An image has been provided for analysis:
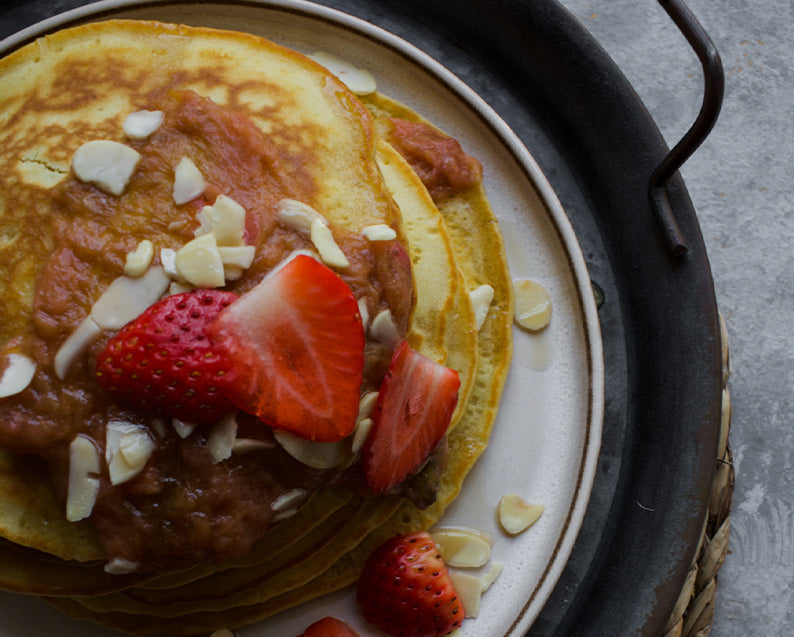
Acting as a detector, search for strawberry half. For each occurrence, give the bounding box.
[207,254,365,442]
[357,531,464,637]
[362,341,460,493]
[299,616,361,637]
[95,289,238,424]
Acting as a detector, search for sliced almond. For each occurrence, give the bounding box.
[124,239,155,277]
[358,391,379,421]
[449,571,484,618]
[271,488,307,512]
[171,418,197,439]
[104,557,140,574]
[210,195,247,246]
[175,233,225,288]
[498,495,545,535]
[0,353,37,398]
[194,206,214,237]
[513,279,552,332]
[105,420,154,485]
[470,284,495,331]
[274,428,346,469]
[275,198,328,233]
[432,528,492,568]
[369,308,400,346]
[72,140,141,196]
[357,297,370,329]
[207,414,237,463]
[173,156,206,205]
[232,438,275,454]
[90,266,170,330]
[66,435,100,522]
[481,561,504,591]
[308,51,377,95]
[217,245,256,269]
[123,110,164,140]
[168,281,194,296]
[160,248,180,279]
[53,316,103,380]
[351,416,374,455]
[361,223,397,241]
[310,217,350,269]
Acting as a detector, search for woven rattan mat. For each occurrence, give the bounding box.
[663,313,733,636]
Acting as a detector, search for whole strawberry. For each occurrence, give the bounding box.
[299,616,361,637]
[357,531,464,637]
[95,289,238,424]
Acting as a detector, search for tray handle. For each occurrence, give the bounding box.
[650,0,724,256]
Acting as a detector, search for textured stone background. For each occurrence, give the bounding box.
[559,1,794,634]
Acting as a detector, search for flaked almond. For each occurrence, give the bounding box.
[481,561,504,591]
[0,353,37,398]
[72,140,141,196]
[90,266,170,330]
[66,435,100,522]
[470,284,495,331]
[513,279,552,332]
[351,417,374,455]
[217,245,256,269]
[123,110,164,140]
[308,51,377,95]
[207,413,237,463]
[232,438,275,454]
[104,557,140,574]
[432,528,492,568]
[124,239,155,277]
[449,571,485,618]
[369,308,400,346]
[357,297,370,329]
[310,217,350,269]
[175,233,225,288]
[53,316,103,380]
[209,630,236,637]
[160,248,180,279]
[173,156,206,205]
[358,391,379,421]
[362,223,397,241]
[106,420,154,485]
[274,428,346,469]
[271,488,307,512]
[498,494,544,535]
[276,198,328,233]
[172,418,197,439]
[168,281,194,296]
[210,195,246,246]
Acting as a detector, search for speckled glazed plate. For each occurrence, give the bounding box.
[0,1,604,635]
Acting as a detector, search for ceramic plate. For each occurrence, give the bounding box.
[0,1,604,634]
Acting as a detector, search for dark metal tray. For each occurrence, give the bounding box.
[0,1,724,634]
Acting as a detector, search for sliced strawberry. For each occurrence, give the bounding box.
[95,289,238,424]
[357,531,464,637]
[299,616,361,637]
[362,341,460,493]
[207,254,364,442]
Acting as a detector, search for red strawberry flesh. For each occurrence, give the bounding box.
[207,254,365,442]
[357,531,464,637]
[95,289,238,424]
[363,341,460,493]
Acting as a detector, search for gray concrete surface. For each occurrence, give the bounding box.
[559,1,794,634]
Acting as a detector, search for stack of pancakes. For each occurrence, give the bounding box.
[0,20,512,634]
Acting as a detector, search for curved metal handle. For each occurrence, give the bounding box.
[650,0,724,256]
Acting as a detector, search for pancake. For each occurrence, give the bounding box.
[0,18,512,635]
